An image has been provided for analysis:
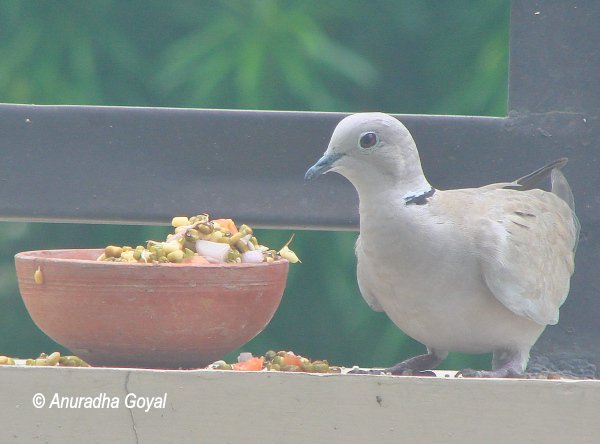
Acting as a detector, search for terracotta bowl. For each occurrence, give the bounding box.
[15,249,289,369]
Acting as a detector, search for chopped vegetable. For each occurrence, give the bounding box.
[195,240,231,263]
[97,213,301,265]
[208,350,339,374]
[182,255,209,265]
[241,250,264,263]
[231,356,264,371]
[212,218,238,235]
[282,352,302,367]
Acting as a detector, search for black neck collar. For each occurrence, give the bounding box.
[404,188,436,206]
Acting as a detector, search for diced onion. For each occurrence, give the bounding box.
[195,240,230,263]
[241,250,264,263]
[237,352,254,363]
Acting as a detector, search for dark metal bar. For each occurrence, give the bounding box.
[1,104,595,227]
[0,104,508,229]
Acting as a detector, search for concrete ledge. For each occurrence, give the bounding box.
[3,366,599,443]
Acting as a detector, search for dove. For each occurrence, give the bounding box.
[305,112,579,377]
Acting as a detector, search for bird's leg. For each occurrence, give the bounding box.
[350,349,448,375]
[458,349,527,378]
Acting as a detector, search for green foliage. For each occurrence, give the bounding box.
[154,1,378,109]
[0,0,508,369]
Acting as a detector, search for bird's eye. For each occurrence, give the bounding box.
[359,132,378,150]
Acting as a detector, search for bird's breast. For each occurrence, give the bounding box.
[357,212,542,353]
[358,216,482,311]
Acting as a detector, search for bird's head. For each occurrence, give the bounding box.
[305,112,429,195]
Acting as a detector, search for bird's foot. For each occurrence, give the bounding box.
[349,350,446,376]
[457,349,528,378]
[347,366,436,376]
[347,367,387,375]
[456,367,523,378]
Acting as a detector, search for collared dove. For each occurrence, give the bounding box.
[305,112,579,377]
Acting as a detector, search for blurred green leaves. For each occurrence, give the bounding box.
[0,1,143,104]
[0,0,508,368]
[155,1,377,110]
[0,0,508,114]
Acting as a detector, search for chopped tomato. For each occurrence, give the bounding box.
[282,353,302,367]
[232,356,264,371]
[213,218,238,234]
[182,255,209,264]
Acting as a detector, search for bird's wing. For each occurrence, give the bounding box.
[472,188,578,325]
[355,236,384,312]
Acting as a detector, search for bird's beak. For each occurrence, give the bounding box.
[304,153,343,181]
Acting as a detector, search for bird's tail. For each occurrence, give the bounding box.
[512,157,568,191]
[500,157,567,192]
[551,165,580,253]
[551,167,575,211]
[508,157,574,210]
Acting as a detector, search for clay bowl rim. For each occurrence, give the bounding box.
[15,248,289,269]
